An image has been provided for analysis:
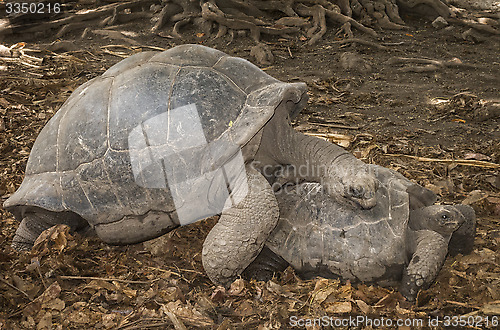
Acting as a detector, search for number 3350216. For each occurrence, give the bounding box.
[5,2,61,14]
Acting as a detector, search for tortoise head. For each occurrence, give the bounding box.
[411,204,475,236]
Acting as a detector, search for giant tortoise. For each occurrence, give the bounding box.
[3,44,379,286]
[245,165,476,300]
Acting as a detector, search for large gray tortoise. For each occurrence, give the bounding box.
[3,44,379,287]
[245,165,476,301]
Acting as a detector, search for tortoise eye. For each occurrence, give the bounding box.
[441,214,449,220]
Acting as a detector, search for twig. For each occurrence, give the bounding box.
[333,38,387,50]
[445,300,478,308]
[146,265,205,276]
[388,57,486,72]
[117,318,168,330]
[0,276,33,301]
[383,154,500,169]
[164,306,188,330]
[309,122,360,130]
[59,275,153,284]
[145,266,181,277]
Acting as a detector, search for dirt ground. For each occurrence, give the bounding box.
[0,2,499,329]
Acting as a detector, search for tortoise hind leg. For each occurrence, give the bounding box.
[242,246,289,282]
[202,166,279,287]
[12,211,87,250]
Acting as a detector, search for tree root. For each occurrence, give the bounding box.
[2,0,496,66]
[334,37,387,49]
[397,0,453,18]
[448,17,500,35]
[0,0,156,36]
[388,56,486,72]
[296,4,327,45]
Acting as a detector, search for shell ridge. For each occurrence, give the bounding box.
[74,171,96,213]
[167,66,182,142]
[106,76,115,150]
[97,208,177,226]
[23,149,132,177]
[210,66,248,96]
[55,77,114,208]
[101,157,125,209]
[211,54,227,69]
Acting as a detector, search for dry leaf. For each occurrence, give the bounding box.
[23,282,62,316]
[83,280,117,292]
[355,299,372,314]
[163,300,214,327]
[37,311,52,330]
[266,280,283,295]
[160,286,184,302]
[42,298,65,311]
[228,278,245,296]
[32,224,72,255]
[113,281,137,299]
[0,45,11,57]
[311,279,337,305]
[481,301,500,315]
[464,153,491,161]
[462,190,488,205]
[211,286,226,302]
[236,300,255,317]
[325,301,352,313]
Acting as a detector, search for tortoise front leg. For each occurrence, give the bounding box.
[202,166,279,287]
[400,230,448,301]
[12,211,87,250]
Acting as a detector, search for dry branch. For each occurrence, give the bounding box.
[388,56,486,72]
[384,154,500,169]
[59,275,154,284]
[333,37,387,49]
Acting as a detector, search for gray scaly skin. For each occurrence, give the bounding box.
[400,204,475,300]
[245,166,475,301]
[253,100,378,209]
[203,101,378,286]
[12,211,87,250]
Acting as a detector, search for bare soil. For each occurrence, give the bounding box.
[0,5,499,330]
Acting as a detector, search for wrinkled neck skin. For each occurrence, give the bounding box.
[253,100,365,189]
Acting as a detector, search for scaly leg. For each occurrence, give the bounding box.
[202,166,279,287]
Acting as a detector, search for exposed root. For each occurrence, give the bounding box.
[1,0,156,36]
[2,0,496,66]
[296,4,327,45]
[334,37,387,49]
[388,56,486,72]
[338,22,355,38]
[151,2,182,34]
[448,17,500,35]
[397,0,453,18]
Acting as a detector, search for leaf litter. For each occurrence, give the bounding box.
[1,16,499,330]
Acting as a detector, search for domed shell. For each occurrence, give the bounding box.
[4,44,307,233]
[267,165,411,284]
